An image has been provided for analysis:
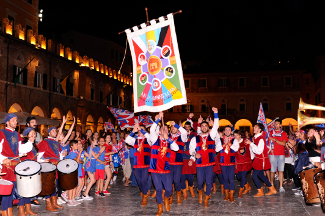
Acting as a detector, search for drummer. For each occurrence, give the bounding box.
[0,113,33,216]
[20,127,46,215]
[38,126,67,212]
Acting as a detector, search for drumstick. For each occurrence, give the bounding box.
[31,153,39,161]
[0,173,7,176]
[10,154,27,161]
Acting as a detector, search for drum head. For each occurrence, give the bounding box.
[57,159,78,174]
[40,163,56,173]
[15,161,41,176]
[0,179,13,185]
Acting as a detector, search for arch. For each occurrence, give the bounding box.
[15,53,24,62]
[282,118,298,132]
[234,119,253,134]
[51,107,62,120]
[31,106,45,117]
[85,114,94,132]
[219,119,231,127]
[8,103,23,113]
[97,117,104,133]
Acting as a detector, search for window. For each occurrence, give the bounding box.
[200,99,208,112]
[284,76,292,86]
[238,77,246,87]
[286,102,292,110]
[220,99,227,115]
[201,104,207,112]
[198,79,207,88]
[261,77,269,87]
[262,98,269,111]
[43,74,47,90]
[91,88,95,100]
[306,93,310,100]
[34,72,42,88]
[239,99,246,111]
[67,78,74,97]
[184,79,190,88]
[182,100,193,112]
[218,78,227,87]
[99,91,103,103]
[52,77,61,93]
[13,65,27,85]
[285,98,292,111]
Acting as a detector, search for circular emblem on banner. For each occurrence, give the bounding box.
[164,65,175,79]
[138,53,147,65]
[161,45,172,58]
[139,73,148,85]
[152,78,161,91]
[148,55,162,75]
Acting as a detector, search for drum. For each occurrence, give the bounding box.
[0,179,13,195]
[299,167,322,204]
[57,159,78,190]
[39,162,56,196]
[15,161,41,197]
[314,170,325,210]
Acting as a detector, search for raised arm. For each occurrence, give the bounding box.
[62,116,76,144]
[209,108,220,140]
[56,115,67,142]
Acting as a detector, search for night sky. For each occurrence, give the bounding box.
[39,1,325,72]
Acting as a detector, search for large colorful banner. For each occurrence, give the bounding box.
[126,14,187,113]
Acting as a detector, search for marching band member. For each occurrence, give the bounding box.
[246,123,277,197]
[234,130,252,198]
[38,126,66,212]
[149,112,179,216]
[189,107,219,207]
[216,125,239,203]
[181,120,197,199]
[125,123,152,206]
[168,120,187,204]
[0,114,33,216]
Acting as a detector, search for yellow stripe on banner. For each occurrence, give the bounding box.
[137,66,142,74]
[162,79,183,100]
[146,30,156,42]
[169,56,176,65]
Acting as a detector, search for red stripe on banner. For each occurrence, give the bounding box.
[138,82,151,107]
[162,26,175,58]
[132,40,143,67]
[152,79,164,106]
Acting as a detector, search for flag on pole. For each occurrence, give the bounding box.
[60,76,69,96]
[138,115,154,128]
[125,14,187,113]
[104,122,116,132]
[108,107,136,130]
[257,102,273,150]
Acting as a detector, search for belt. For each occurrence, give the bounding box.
[52,162,59,165]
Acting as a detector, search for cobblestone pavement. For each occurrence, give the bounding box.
[9,174,325,216]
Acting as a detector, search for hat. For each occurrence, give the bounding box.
[48,126,57,135]
[4,113,17,123]
[23,127,35,137]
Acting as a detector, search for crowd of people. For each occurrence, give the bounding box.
[0,108,323,216]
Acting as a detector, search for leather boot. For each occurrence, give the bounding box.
[140,192,143,197]
[45,198,57,212]
[18,206,27,216]
[265,185,277,196]
[243,182,251,194]
[229,190,235,203]
[147,190,151,196]
[238,187,244,198]
[1,210,8,216]
[220,184,225,194]
[189,186,195,198]
[25,203,38,215]
[198,189,203,204]
[7,208,12,216]
[182,189,188,200]
[204,194,211,207]
[212,183,217,193]
[185,180,189,190]
[51,196,64,209]
[151,190,156,198]
[155,203,163,216]
[254,188,264,197]
[141,194,149,206]
[169,191,173,205]
[162,190,165,200]
[223,189,229,201]
[176,191,182,204]
[164,196,170,212]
